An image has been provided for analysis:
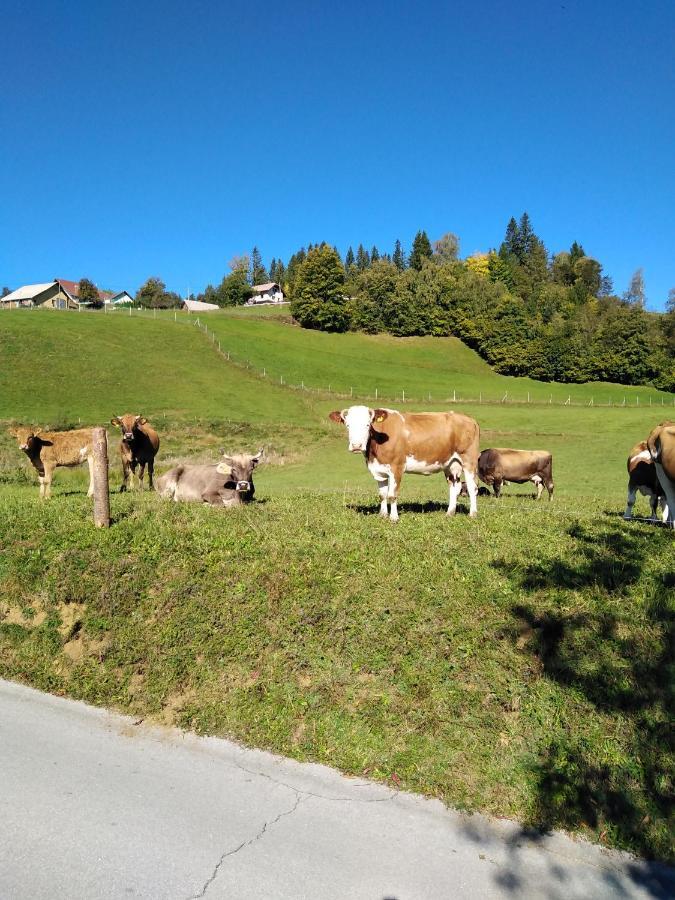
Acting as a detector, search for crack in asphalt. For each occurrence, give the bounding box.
[229,757,398,805]
[189,791,305,898]
[188,755,398,899]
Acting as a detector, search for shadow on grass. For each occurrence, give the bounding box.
[492,521,674,875]
[349,500,475,516]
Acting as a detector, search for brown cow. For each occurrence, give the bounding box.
[329,405,480,521]
[647,421,675,528]
[110,414,160,491]
[11,427,94,499]
[624,439,668,522]
[478,448,554,500]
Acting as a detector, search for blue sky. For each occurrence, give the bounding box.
[1,0,673,308]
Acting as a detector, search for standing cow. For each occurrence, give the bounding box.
[624,439,668,522]
[647,421,675,528]
[11,426,94,499]
[110,414,160,491]
[329,406,480,521]
[478,448,554,500]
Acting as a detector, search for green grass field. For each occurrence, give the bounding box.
[0,307,673,860]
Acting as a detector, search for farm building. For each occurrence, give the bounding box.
[181,298,220,312]
[249,282,285,304]
[0,279,131,309]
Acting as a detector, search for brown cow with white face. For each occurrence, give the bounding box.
[624,439,668,522]
[478,448,554,500]
[110,414,160,491]
[647,421,675,528]
[329,405,480,521]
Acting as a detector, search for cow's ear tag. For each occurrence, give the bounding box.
[375,415,384,422]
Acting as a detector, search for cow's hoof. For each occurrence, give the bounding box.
[622,514,632,520]
[469,511,478,518]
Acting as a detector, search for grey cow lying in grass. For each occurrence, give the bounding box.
[156,450,263,507]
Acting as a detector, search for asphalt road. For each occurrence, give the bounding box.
[0,679,672,899]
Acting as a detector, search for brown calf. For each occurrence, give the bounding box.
[329,405,480,521]
[110,414,160,491]
[12,427,94,499]
[478,448,554,499]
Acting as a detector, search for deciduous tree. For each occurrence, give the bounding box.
[290,244,349,331]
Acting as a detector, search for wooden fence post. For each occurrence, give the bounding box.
[92,428,110,528]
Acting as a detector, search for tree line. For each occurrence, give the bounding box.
[285,217,674,391]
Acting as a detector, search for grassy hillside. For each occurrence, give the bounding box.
[1,307,673,860]
[207,310,672,406]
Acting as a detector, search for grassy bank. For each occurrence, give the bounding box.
[0,486,672,860]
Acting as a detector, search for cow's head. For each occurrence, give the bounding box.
[111,414,147,442]
[12,427,43,454]
[329,406,388,453]
[216,449,263,496]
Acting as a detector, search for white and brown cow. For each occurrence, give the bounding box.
[647,421,675,528]
[478,448,554,500]
[624,439,668,522]
[329,406,480,521]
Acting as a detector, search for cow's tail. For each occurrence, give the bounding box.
[647,434,661,463]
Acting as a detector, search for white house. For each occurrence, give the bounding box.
[249,282,285,304]
[109,291,134,305]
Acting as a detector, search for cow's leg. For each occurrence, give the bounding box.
[464,469,478,518]
[661,499,670,524]
[38,474,46,499]
[86,456,95,497]
[546,480,554,500]
[42,465,53,499]
[624,482,637,519]
[648,491,659,521]
[493,478,503,498]
[202,489,224,506]
[375,478,389,518]
[147,458,155,491]
[120,457,130,492]
[138,462,146,490]
[387,468,402,522]
[531,476,544,500]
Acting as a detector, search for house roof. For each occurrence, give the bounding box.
[252,282,281,293]
[57,279,118,304]
[0,282,56,302]
[183,298,219,311]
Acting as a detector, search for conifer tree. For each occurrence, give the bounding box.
[345,246,355,269]
[393,239,405,270]
[408,230,432,270]
[356,244,370,271]
[500,217,520,260]
[569,241,585,265]
[250,246,268,285]
[370,245,380,263]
